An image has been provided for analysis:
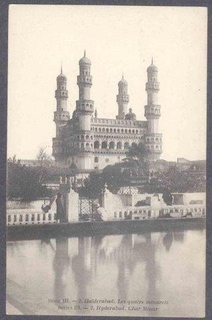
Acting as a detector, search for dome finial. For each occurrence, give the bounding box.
[84,49,86,57]
[122,72,124,79]
[151,57,154,65]
[61,61,63,74]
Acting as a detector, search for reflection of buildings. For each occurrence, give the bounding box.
[50,231,186,308]
[52,237,70,301]
[163,233,173,252]
[71,237,94,299]
[162,231,185,252]
[69,233,173,302]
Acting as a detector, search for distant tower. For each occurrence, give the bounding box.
[52,67,70,162]
[75,51,94,169]
[116,75,129,119]
[144,59,162,160]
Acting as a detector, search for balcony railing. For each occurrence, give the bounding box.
[7,210,57,226]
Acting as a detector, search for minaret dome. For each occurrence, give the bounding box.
[79,50,91,65]
[118,74,128,86]
[57,67,67,81]
[147,58,158,73]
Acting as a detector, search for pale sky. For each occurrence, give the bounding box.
[8,5,207,161]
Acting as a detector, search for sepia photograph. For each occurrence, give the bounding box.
[6,5,207,317]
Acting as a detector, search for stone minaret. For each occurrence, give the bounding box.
[75,51,94,169]
[144,59,162,161]
[53,67,70,162]
[116,75,129,119]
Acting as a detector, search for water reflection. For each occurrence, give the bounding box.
[50,232,189,308]
[163,233,173,251]
[53,238,70,302]
[7,230,205,317]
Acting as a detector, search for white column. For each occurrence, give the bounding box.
[65,188,79,222]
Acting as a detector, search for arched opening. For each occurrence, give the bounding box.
[124,142,129,149]
[86,135,89,139]
[94,141,99,149]
[117,141,122,149]
[109,141,115,149]
[94,156,98,163]
[86,143,89,148]
[102,141,107,149]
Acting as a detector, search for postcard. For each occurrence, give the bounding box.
[6,5,207,318]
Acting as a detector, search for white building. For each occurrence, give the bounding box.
[52,52,162,170]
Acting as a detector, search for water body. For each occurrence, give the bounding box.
[7,229,205,317]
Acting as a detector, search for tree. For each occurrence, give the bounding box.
[36,147,54,184]
[36,147,53,167]
[125,142,150,180]
[7,155,19,164]
[126,142,149,162]
[78,142,152,199]
[147,165,206,194]
[78,172,105,199]
[7,157,53,201]
[102,163,127,193]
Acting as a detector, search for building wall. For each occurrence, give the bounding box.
[53,55,162,169]
[93,153,125,169]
